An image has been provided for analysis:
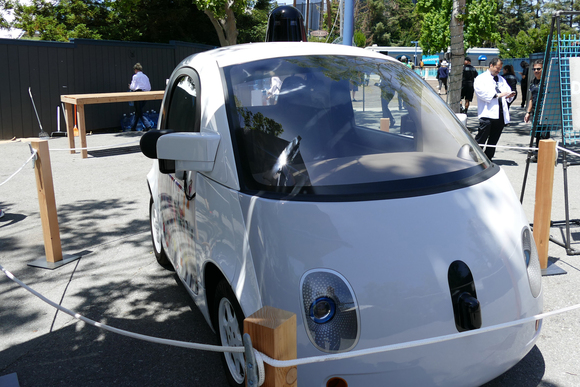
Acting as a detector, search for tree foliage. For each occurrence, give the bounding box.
[236,0,272,43]
[361,0,420,46]
[193,0,249,46]
[496,0,580,58]
[0,0,13,29]
[8,0,220,45]
[416,0,501,54]
[13,0,105,41]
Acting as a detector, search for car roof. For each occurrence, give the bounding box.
[182,42,397,68]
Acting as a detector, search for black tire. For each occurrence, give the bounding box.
[213,280,246,387]
[149,198,170,266]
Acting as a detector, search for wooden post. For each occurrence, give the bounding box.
[30,140,63,263]
[77,104,88,159]
[533,139,557,269]
[380,118,390,132]
[244,306,297,387]
[64,103,76,154]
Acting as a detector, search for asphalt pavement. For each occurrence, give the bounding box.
[1,100,580,386]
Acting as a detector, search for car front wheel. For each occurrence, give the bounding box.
[213,280,246,387]
[149,198,170,266]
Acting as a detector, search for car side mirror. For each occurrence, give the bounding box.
[156,132,221,175]
[140,129,175,159]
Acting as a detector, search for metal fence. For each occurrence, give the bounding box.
[0,38,214,140]
[533,33,580,145]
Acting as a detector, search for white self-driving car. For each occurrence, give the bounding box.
[140,42,543,387]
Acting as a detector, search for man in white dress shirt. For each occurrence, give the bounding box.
[129,63,152,131]
[473,58,515,160]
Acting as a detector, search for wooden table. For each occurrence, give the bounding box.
[61,91,164,158]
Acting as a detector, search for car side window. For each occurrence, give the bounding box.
[165,73,200,132]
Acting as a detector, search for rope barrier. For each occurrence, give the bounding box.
[50,139,140,152]
[0,148,37,188]
[482,144,539,151]
[3,261,580,369]
[557,145,580,158]
[0,263,244,354]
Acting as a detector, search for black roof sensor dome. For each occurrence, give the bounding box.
[266,5,307,42]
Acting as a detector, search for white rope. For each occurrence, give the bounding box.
[0,263,244,354]
[258,303,580,368]
[557,145,580,158]
[481,144,539,151]
[0,149,37,188]
[50,140,140,152]
[3,260,580,368]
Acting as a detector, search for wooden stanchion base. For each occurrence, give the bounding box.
[541,259,567,276]
[28,253,82,270]
[0,372,20,387]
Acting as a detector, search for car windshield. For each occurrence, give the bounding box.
[224,55,489,196]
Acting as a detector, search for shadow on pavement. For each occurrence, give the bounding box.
[0,271,228,386]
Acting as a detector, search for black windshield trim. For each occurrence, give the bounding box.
[236,164,499,202]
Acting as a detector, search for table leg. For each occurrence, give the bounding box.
[64,103,76,154]
[77,104,88,159]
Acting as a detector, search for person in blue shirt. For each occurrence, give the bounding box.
[437,61,449,95]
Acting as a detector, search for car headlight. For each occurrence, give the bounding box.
[300,269,360,352]
[522,227,542,298]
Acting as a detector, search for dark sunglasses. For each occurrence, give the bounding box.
[533,68,542,71]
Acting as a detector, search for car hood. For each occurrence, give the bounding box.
[238,168,541,353]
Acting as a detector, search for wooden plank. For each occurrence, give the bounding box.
[244,306,297,387]
[533,139,557,269]
[61,91,164,105]
[30,139,63,263]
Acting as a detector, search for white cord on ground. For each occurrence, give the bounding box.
[0,149,37,187]
[0,263,244,354]
[3,261,580,368]
[50,139,140,152]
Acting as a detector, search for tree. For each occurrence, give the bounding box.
[9,0,219,45]
[12,0,104,41]
[416,0,501,54]
[361,0,420,46]
[496,0,580,58]
[102,0,218,45]
[448,0,465,113]
[236,0,272,43]
[0,0,13,29]
[193,0,249,46]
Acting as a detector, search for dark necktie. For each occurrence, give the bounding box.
[494,75,504,120]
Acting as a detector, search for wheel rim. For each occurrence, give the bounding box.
[150,202,162,254]
[218,297,245,384]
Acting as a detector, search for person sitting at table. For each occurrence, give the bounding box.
[129,63,152,131]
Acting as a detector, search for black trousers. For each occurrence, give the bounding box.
[475,116,505,160]
[131,90,150,130]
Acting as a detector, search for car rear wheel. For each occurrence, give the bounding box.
[213,280,246,387]
[149,198,170,266]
